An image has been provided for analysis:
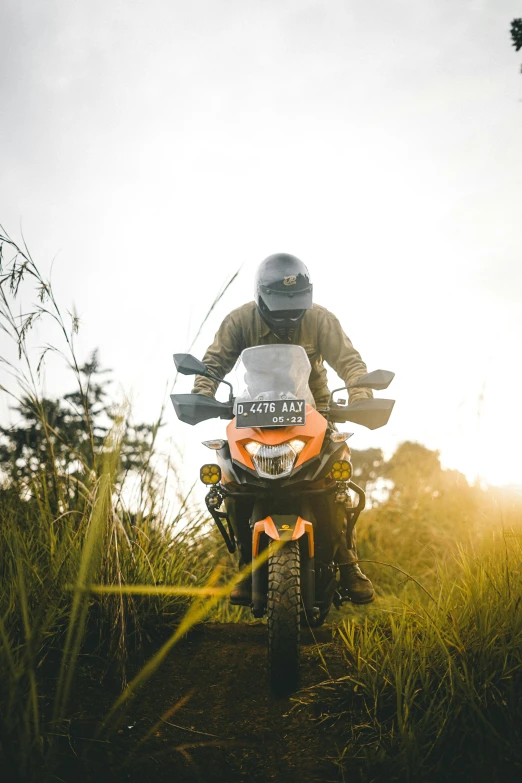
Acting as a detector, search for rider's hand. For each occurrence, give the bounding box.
[348,392,372,405]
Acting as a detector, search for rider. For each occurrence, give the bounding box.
[192,253,375,605]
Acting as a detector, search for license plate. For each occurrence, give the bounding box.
[235,399,307,428]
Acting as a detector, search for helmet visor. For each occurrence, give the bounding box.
[259,285,313,312]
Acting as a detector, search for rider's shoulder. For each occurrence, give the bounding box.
[310,303,339,322]
[225,301,257,323]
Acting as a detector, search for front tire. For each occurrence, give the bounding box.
[267,541,301,695]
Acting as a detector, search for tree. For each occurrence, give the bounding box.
[383,441,468,499]
[384,441,442,496]
[0,351,160,506]
[0,228,162,510]
[350,447,386,490]
[511,18,522,72]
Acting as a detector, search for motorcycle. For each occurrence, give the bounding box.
[171,344,394,694]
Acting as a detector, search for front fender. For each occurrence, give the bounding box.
[252,514,314,558]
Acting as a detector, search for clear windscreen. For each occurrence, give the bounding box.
[234,344,314,409]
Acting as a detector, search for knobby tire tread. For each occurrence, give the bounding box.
[267,541,301,695]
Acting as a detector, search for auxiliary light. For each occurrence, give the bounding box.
[200,464,221,484]
[332,459,351,481]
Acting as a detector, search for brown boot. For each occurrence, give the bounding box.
[336,513,375,604]
[229,575,252,606]
[339,564,375,604]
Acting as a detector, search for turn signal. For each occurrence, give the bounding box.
[332,459,352,481]
[200,464,221,484]
[202,439,226,450]
[330,432,353,443]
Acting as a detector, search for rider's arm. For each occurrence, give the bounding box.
[191,311,243,397]
[317,308,373,404]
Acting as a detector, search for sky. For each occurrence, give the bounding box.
[1,0,521,489]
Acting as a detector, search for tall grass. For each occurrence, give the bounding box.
[306,471,522,781]
[0,436,226,777]
[0,228,242,779]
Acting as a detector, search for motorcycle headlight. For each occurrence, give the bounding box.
[244,439,306,479]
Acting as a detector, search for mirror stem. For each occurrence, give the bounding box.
[328,385,348,406]
[204,371,234,403]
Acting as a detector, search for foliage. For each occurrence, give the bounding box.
[511,17,522,73]
[311,441,522,782]
[0,352,160,504]
[0,229,160,510]
[305,533,522,782]
[0,430,229,779]
[351,441,470,509]
[511,18,522,51]
[350,446,385,490]
[0,226,245,779]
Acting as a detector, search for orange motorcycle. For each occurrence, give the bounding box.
[171,344,394,693]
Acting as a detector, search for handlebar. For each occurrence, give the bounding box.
[322,403,352,423]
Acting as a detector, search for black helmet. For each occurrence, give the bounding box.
[255,253,313,337]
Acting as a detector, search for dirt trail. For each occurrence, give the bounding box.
[67,623,348,783]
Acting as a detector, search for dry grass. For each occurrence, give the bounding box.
[0,227,244,779]
[306,472,522,781]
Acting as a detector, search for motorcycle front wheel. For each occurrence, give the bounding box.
[267,540,301,695]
